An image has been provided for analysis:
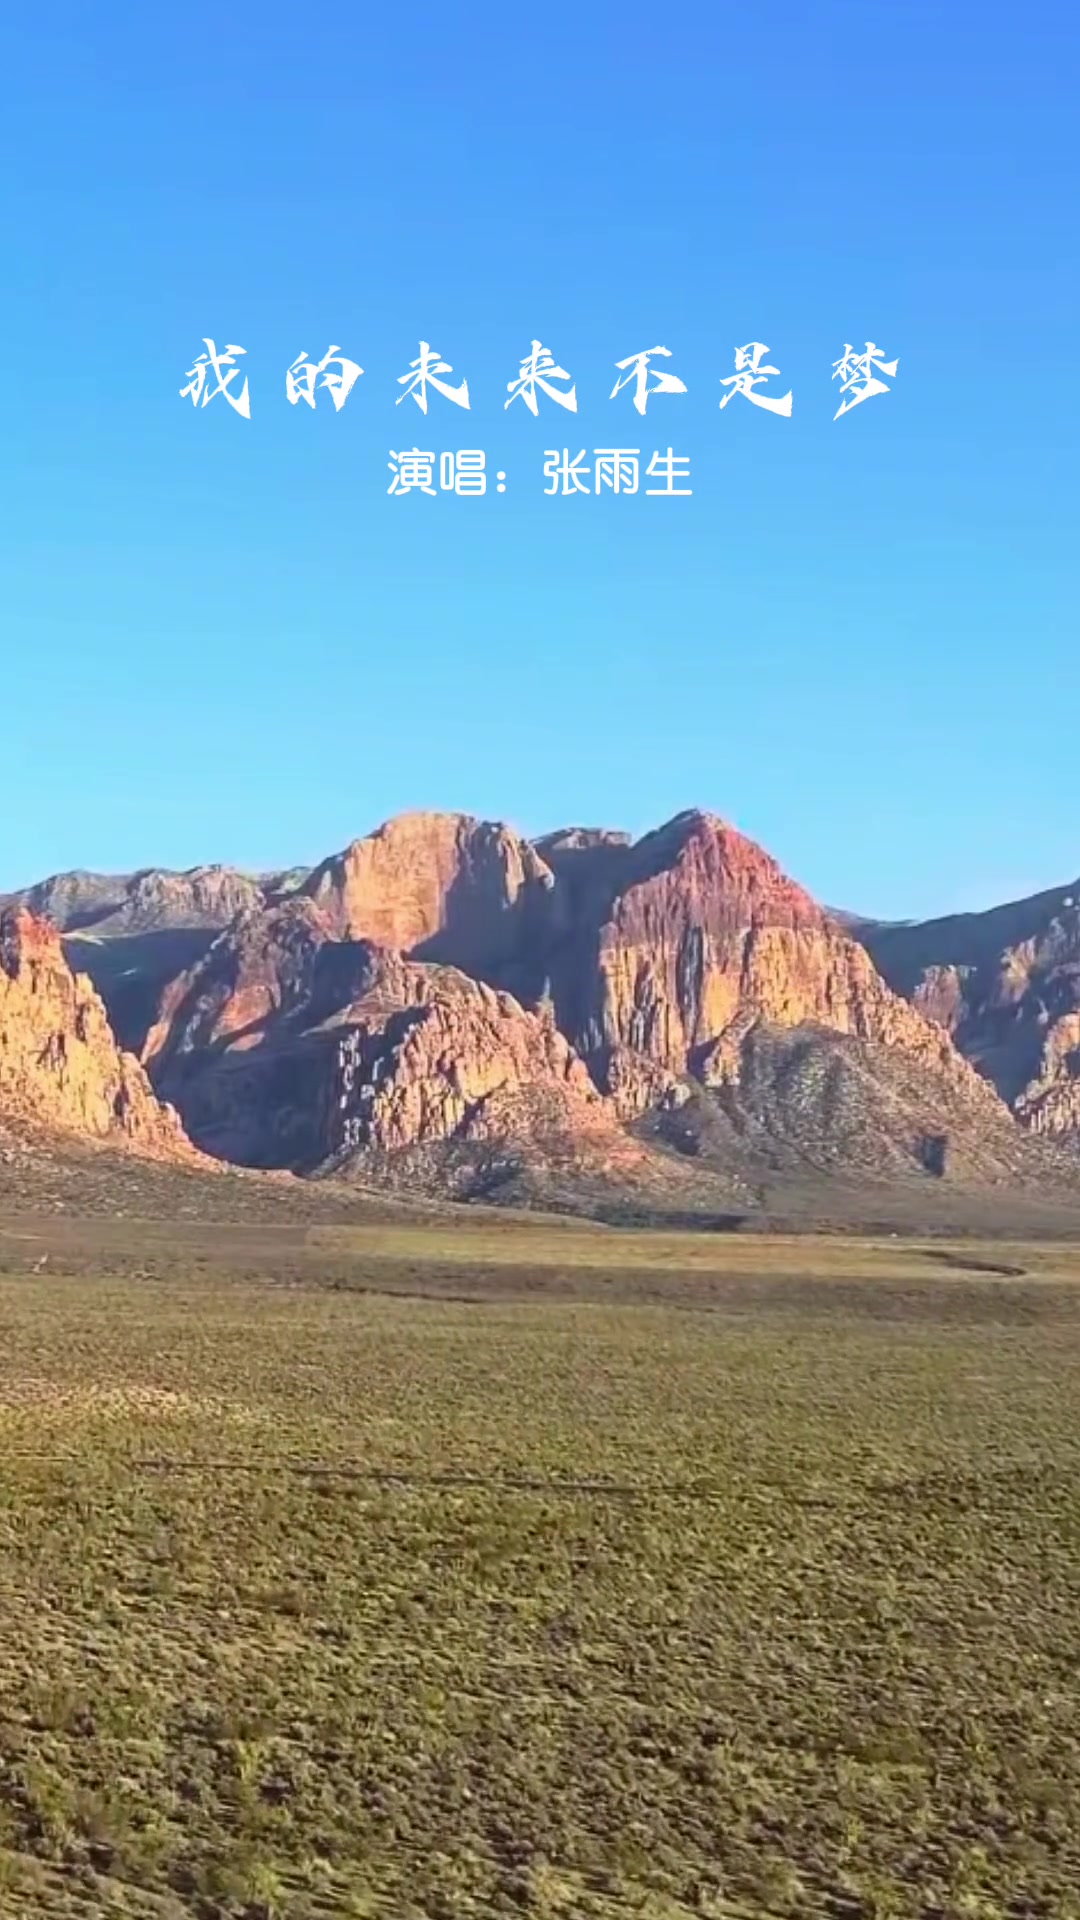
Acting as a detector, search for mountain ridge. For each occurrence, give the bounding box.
[4,810,1078,1224]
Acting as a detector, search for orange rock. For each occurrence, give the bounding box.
[545,811,1004,1122]
[0,909,194,1156]
[142,898,615,1170]
[302,811,558,976]
[6,808,1034,1190]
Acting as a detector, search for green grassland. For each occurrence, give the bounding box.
[0,1213,1078,1919]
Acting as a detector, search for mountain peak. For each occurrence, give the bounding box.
[0,908,195,1159]
[6,811,1077,1219]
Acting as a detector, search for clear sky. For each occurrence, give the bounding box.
[3,0,1077,917]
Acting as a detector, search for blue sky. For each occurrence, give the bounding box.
[3,0,1077,917]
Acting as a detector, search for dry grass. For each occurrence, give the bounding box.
[0,1218,1078,1918]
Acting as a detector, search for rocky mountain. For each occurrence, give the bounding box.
[857,880,1080,1142]
[302,811,557,983]
[640,1022,1042,1187]
[5,812,1076,1222]
[139,894,606,1168]
[136,892,737,1215]
[0,908,192,1159]
[2,864,269,935]
[0,862,307,1054]
[534,810,1003,1125]
[116,809,1047,1203]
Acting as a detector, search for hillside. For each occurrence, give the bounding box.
[857,881,1080,1140]
[4,813,1078,1229]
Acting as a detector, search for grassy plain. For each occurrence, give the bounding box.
[0,1210,1078,1919]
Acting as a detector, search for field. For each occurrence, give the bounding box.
[0,1207,1078,1919]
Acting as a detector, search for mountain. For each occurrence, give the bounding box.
[126,810,1062,1204]
[0,862,307,1054]
[140,893,603,1170]
[302,811,557,981]
[135,893,750,1218]
[534,810,1006,1123]
[1,864,271,934]
[856,880,1080,1141]
[5,812,1077,1226]
[0,908,193,1160]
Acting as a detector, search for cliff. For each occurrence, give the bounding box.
[860,882,1080,1142]
[0,909,193,1157]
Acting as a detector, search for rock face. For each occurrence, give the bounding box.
[859,882,1080,1142]
[2,863,281,936]
[302,812,557,987]
[8,809,1069,1210]
[0,909,191,1156]
[127,809,1025,1197]
[0,863,313,1058]
[538,811,1002,1131]
[328,965,604,1159]
[141,898,614,1173]
[668,1022,1035,1184]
